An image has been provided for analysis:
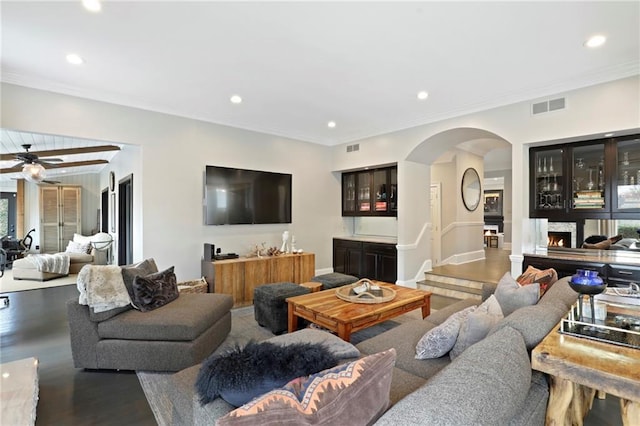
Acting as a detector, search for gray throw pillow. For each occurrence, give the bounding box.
[121,258,159,299]
[450,295,504,359]
[415,306,475,359]
[131,266,179,312]
[494,272,539,316]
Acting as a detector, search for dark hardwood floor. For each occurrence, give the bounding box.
[0,269,623,425]
[0,285,155,425]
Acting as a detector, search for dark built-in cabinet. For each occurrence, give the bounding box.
[342,166,397,216]
[530,134,640,220]
[333,238,397,282]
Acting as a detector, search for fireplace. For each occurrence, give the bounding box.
[548,231,571,248]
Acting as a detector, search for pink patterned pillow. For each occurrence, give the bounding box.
[517,266,558,296]
[216,349,396,426]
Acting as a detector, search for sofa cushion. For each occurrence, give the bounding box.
[537,276,578,311]
[517,265,558,296]
[196,341,339,407]
[495,272,539,316]
[357,316,451,379]
[489,300,569,350]
[449,295,503,359]
[422,298,479,326]
[375,326,531,426]
[267,328,360,359]
[131,267,179,312]
[217,348,396,426]
[415,305,475,359]
[97,293,233,341]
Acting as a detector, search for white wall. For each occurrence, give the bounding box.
[1,83,339,280]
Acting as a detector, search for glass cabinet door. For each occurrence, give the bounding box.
[357,171,371,212]
[389,168,397,213]
[571,143,606,211]
[533,148,564,211]
[615,137,640,210]
[373,169,388,212]
[342,173,356,213]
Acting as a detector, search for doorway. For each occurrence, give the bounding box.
[0,192,17,239]
[430,183,442,266]
[118,175,133,265]
[101,188,108,233]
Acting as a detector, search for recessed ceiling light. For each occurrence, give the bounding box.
[585,35,606,48]
[66,53,84,65]
[417,91,429,100]
[604,133,615,137]
[230,95,242,104]
[82,0,102,12]
[327,121,336,128]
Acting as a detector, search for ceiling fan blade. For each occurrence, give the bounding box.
[42,179,61,184]
[0,145,120,161]
[44,159,110,169]
[38,157,64,163]
[0,159,109,174]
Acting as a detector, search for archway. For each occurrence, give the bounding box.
[396,127,511,285]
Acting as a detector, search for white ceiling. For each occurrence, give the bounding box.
[1,1,639,152]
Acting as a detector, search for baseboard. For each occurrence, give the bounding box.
[314,267,333,277]
[443,249,485,265]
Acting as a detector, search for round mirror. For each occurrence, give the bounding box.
[461,168,481,211]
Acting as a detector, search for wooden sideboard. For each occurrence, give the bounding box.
[201,253,315,307]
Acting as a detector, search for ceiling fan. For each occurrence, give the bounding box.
[1,144,120,183]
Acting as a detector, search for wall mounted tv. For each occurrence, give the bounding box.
[204,165,292,225]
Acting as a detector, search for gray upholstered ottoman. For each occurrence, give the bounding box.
[311,272,359,290]
[253,282,310,334]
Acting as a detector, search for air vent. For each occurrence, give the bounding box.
[532,97,566,115]
[346,143,360,153]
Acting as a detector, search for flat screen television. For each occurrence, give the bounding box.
[204,165,292,225]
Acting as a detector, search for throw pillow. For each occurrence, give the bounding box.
[131,266,179,312]
[121,258,159,299]
[216,348,396,426]
[65,240,91,254]
[415,305,476,359]
[516,265,558,296]
[494,272,539,316]
[449,295,504,359]
[195,341,340,407]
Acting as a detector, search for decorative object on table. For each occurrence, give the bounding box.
[568,269,607,324]
[335,279,396,304]
[280,231,289,253]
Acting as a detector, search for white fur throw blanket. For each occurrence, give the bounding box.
[77,265,130,313]
[25,253,70,274]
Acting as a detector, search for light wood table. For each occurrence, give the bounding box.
[532,323,640,426]
[286,281,431,342]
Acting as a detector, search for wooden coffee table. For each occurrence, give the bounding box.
[286,281,431,342]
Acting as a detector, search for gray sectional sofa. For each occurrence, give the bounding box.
[360,276,578,425]
[151,276,578,424]
[67,293,234,372]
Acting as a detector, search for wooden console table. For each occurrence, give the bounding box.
[201,253,315,307]
[532,324,640,426]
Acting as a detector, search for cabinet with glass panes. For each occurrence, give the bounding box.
[530,134,639,219]
[341,165,397,216]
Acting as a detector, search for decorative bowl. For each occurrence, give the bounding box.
[568,282,607,295]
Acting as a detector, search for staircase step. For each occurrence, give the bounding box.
[417,279,482,301]
[423,273,484,292]
[429,293,463,311]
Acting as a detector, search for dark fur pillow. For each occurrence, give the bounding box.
[131,266,178,312]
[195,341,339,407]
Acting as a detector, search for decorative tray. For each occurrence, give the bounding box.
[335,279,396,304]
[559,295,640,350]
